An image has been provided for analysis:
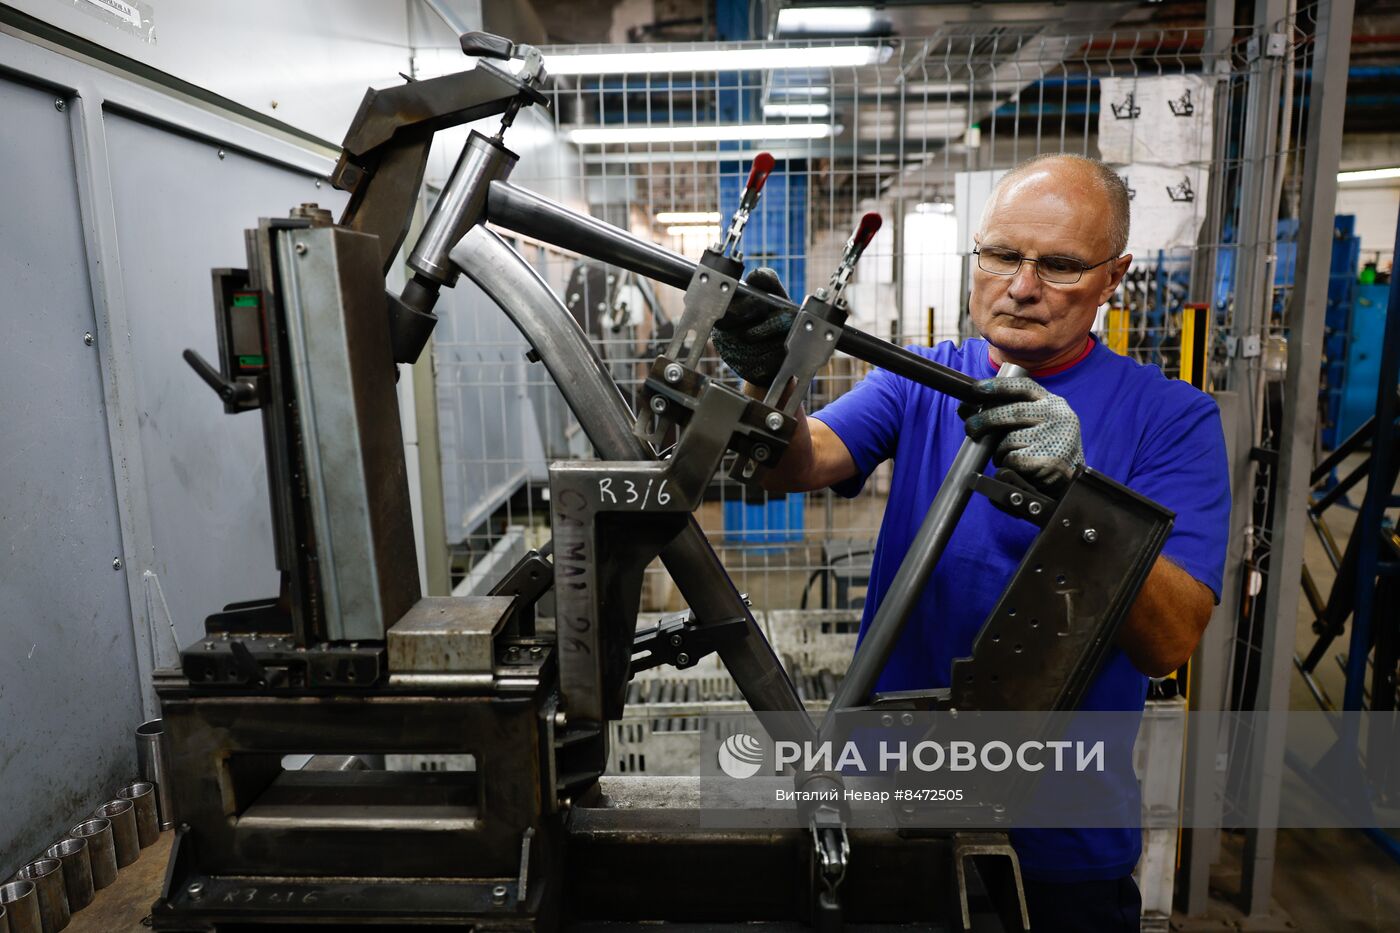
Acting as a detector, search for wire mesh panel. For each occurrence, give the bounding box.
[1213,0,1340,828]
[433,20,1272,621]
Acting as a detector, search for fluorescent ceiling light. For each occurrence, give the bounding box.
[545,45,888,75]
[915,202,955,215]
[768,85,831,98]
[1337,166,1400,183]
[764,102,831,118]
[566,123,837,145]
[656,211,722,224]
[776,7,879,34]
[666,225,722,237]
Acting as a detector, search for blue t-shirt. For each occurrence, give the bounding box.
[812,336,1229,883]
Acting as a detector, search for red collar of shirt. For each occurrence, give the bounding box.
[988,335,1096,378]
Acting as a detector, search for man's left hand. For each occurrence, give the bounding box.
[959,377,1085,495]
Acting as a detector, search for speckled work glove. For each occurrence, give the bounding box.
[959,377,1085,495]
[711,267,794,388]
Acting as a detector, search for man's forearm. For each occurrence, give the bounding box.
[761,404,818,493]
[739,381,856,493]
[1117,555,1214,678]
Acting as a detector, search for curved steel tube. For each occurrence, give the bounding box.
[450,227,814,740]
[822,362,1030,728]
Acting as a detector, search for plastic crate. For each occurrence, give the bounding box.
[1132,697,1187,923]
[766,609,862,675]
[609,609,860,776]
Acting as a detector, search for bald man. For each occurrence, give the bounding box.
[713,153,1229,932]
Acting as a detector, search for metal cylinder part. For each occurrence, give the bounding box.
[118,781,159,848]
[408,130,517,285]
[135,718,175,830]
[41,840,91,913]
[68,820,116,891]
[0,881,42,933]
[93,799,139,868]
[13,859,68,933]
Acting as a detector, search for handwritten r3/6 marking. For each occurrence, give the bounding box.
[597,477,671,509]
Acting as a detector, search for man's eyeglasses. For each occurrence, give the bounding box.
[973,246,1120,285]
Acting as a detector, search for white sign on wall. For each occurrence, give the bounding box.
[1114,163,1210,259]
[1098,74,1215,167]
[1098,75,1216,255]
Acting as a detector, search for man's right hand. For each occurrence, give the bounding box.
[958,376,1085,495]
[711,267,793,387]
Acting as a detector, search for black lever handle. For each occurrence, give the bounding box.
[184,349,255,406]
[460,31,515,61]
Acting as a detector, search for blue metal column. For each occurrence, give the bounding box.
[1342,205,1400,714]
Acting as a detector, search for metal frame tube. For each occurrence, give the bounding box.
[486,180,693,289]
[823,364,1026,722]
[1179,389,1249,915]
[485,179,979,400]
[1343,208,1400,714]
[1233,1,1288,359]
[835,327,980,401]
[449,227,815,743]
[1241,0,1355,914]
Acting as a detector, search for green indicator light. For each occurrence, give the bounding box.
[233,294,260,308]
[239,354,266,366]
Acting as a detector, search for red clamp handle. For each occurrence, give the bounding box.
[850,212,883,252]
[740,152,777,209]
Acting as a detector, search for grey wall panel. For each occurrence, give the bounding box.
[6,0,417,143]
[0,76,140,877]
[102,112,347,651]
